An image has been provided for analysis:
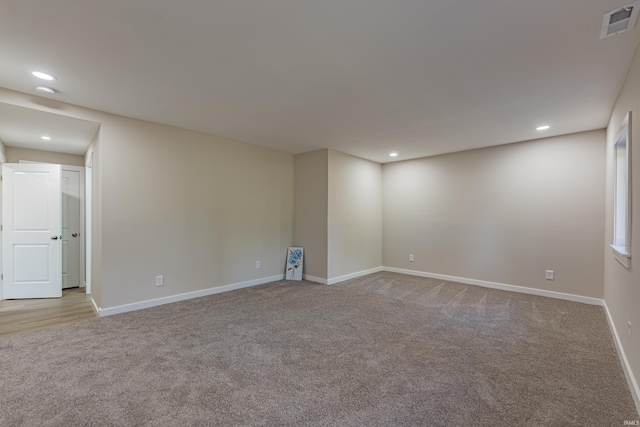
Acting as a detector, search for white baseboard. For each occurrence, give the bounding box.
[98,274,285,317]
[603,301,640,414]
[90,298,100,316]
[327,266,384,285]
[383,267,639,413]
[90,265,638,413]
[382,267,603,306]
[303,274,328,285]
[304,266,384,285]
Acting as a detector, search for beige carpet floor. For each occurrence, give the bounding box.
[1,272,637,426]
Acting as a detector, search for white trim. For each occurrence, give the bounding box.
[327,266,384,285]
[91,298,101,317]
[91,266,639,412]
[382,267,603,306]
[63,165,85,290]
[98,274,284,317]
[380,268,640,406]
[303,274,328,285]
[90,297,100,316]
[611,244,632,269]
[603,300,640,414]
[611,244,631,257]
[0,152,3,300]
[611,111,632,268]
[303,266,385,285]
[85,152,92,295]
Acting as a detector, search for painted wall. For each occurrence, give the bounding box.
[85,133,102,308]
[294,150,328,279]
[5,147,85,166]
[382,130,606,299]
[328,150,381,279]
[100,118,294,308]
[604,43,640,409]
[0,87,295,310]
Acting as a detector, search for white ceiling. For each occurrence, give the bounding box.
[0,0,639,163]
[0,102,100,155]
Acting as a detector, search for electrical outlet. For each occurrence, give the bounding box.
[155,275,164,287]
[545,270,554,280]
[409,254,414,262]
[256,260,261,269]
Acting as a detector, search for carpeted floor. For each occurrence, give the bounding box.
[1,272,637,426]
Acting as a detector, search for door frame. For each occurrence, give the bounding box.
[18,161,86,292]
[0,151,5,300]
[85,153,92,295]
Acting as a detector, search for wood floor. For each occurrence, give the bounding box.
[0,287,97,338]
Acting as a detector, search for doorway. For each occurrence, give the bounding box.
[61,165,85,289]
[1,161,86,299]
[0,102,100,302]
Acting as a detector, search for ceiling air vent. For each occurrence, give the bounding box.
[601,1,640,39]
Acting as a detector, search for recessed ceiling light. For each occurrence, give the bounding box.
[536,125,550,131]
[389,152,398,157]
[32,71,56,81]
[41,136,51,140]
[35,86,56,94]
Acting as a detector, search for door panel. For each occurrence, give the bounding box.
[14,244,50,281]
[2,163,62,299]
[61,170,80,289]
[13,172,50,230]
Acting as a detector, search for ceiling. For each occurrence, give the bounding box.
[0,102,100,155]
[0,0,639,163]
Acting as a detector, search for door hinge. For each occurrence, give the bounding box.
[1,224,2,231]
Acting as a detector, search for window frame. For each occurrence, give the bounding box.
[610,111,632,269]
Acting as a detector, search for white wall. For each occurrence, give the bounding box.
[99,117,294,308]
[85,133,102,307]
[0,87,295,311]
[1,79,637,411]
[383,130,606,298]
[293,149,382,281]
[294,150,329,279]
[604,43,640,409]
[328,150,381,279]
[5,147,84,166]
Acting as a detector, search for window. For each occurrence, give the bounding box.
[611,111,632,268]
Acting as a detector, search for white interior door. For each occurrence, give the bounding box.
[1,163,62,299]
[62,169,80,289]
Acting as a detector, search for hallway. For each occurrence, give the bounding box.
[0,287,96,338]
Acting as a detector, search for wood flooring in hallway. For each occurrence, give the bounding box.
[0,287,96,338]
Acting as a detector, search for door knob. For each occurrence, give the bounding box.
[72,233,78,238]
[51,236,58,240]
